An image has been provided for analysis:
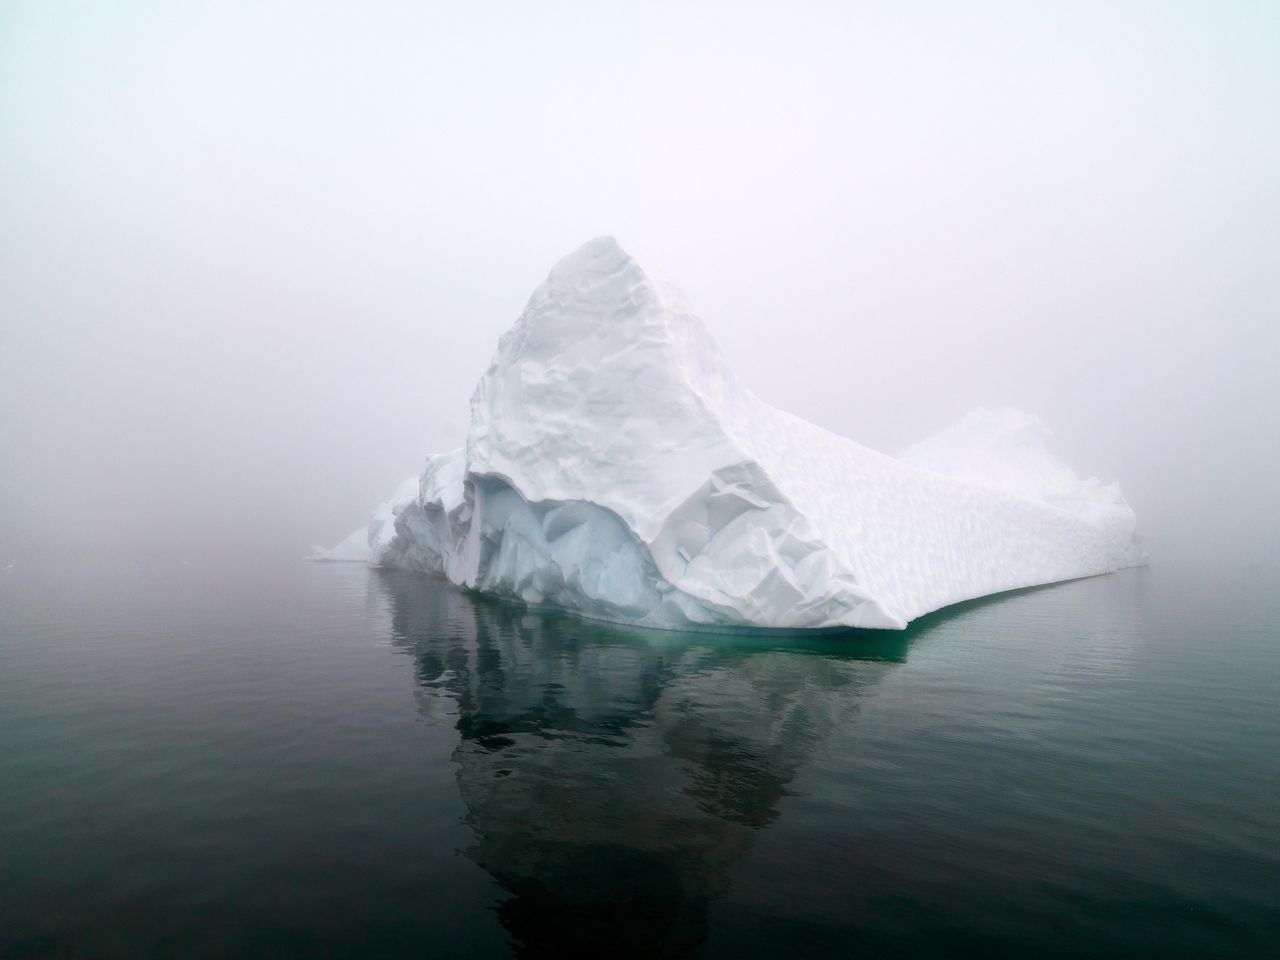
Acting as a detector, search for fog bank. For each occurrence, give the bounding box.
[2,1,1277,567]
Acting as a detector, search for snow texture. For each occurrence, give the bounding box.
[317,237,1143,630]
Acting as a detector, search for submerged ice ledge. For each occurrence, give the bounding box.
[312,237,1143,630]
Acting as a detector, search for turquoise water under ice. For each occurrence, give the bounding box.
[1,557,1276,958]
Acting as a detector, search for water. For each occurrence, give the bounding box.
[1,557,1277,958]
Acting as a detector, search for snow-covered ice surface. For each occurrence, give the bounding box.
[316,237,1143,630]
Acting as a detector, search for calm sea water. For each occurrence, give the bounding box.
[1,555,1276,958]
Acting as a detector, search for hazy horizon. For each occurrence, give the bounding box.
[3,1,1277,567]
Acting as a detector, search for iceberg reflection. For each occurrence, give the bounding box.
[374,569,916,956]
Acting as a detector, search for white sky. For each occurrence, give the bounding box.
[2,1,1277,563]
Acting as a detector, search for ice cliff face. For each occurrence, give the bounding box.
[313,237,1143,630]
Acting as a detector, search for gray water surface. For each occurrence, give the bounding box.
[1,557,1276,958]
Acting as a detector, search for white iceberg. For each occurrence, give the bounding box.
[308,526,372,563]
[318,237,1143,630]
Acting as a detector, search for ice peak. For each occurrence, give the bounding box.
[466,237,745,543]
[503,236,714,368]
[541,235,655,306]
[549,234,630,273]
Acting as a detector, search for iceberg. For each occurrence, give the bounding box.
[316,237,1143,630]
[308,526,372,563]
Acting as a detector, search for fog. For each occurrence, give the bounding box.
[2,1,1277,568]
